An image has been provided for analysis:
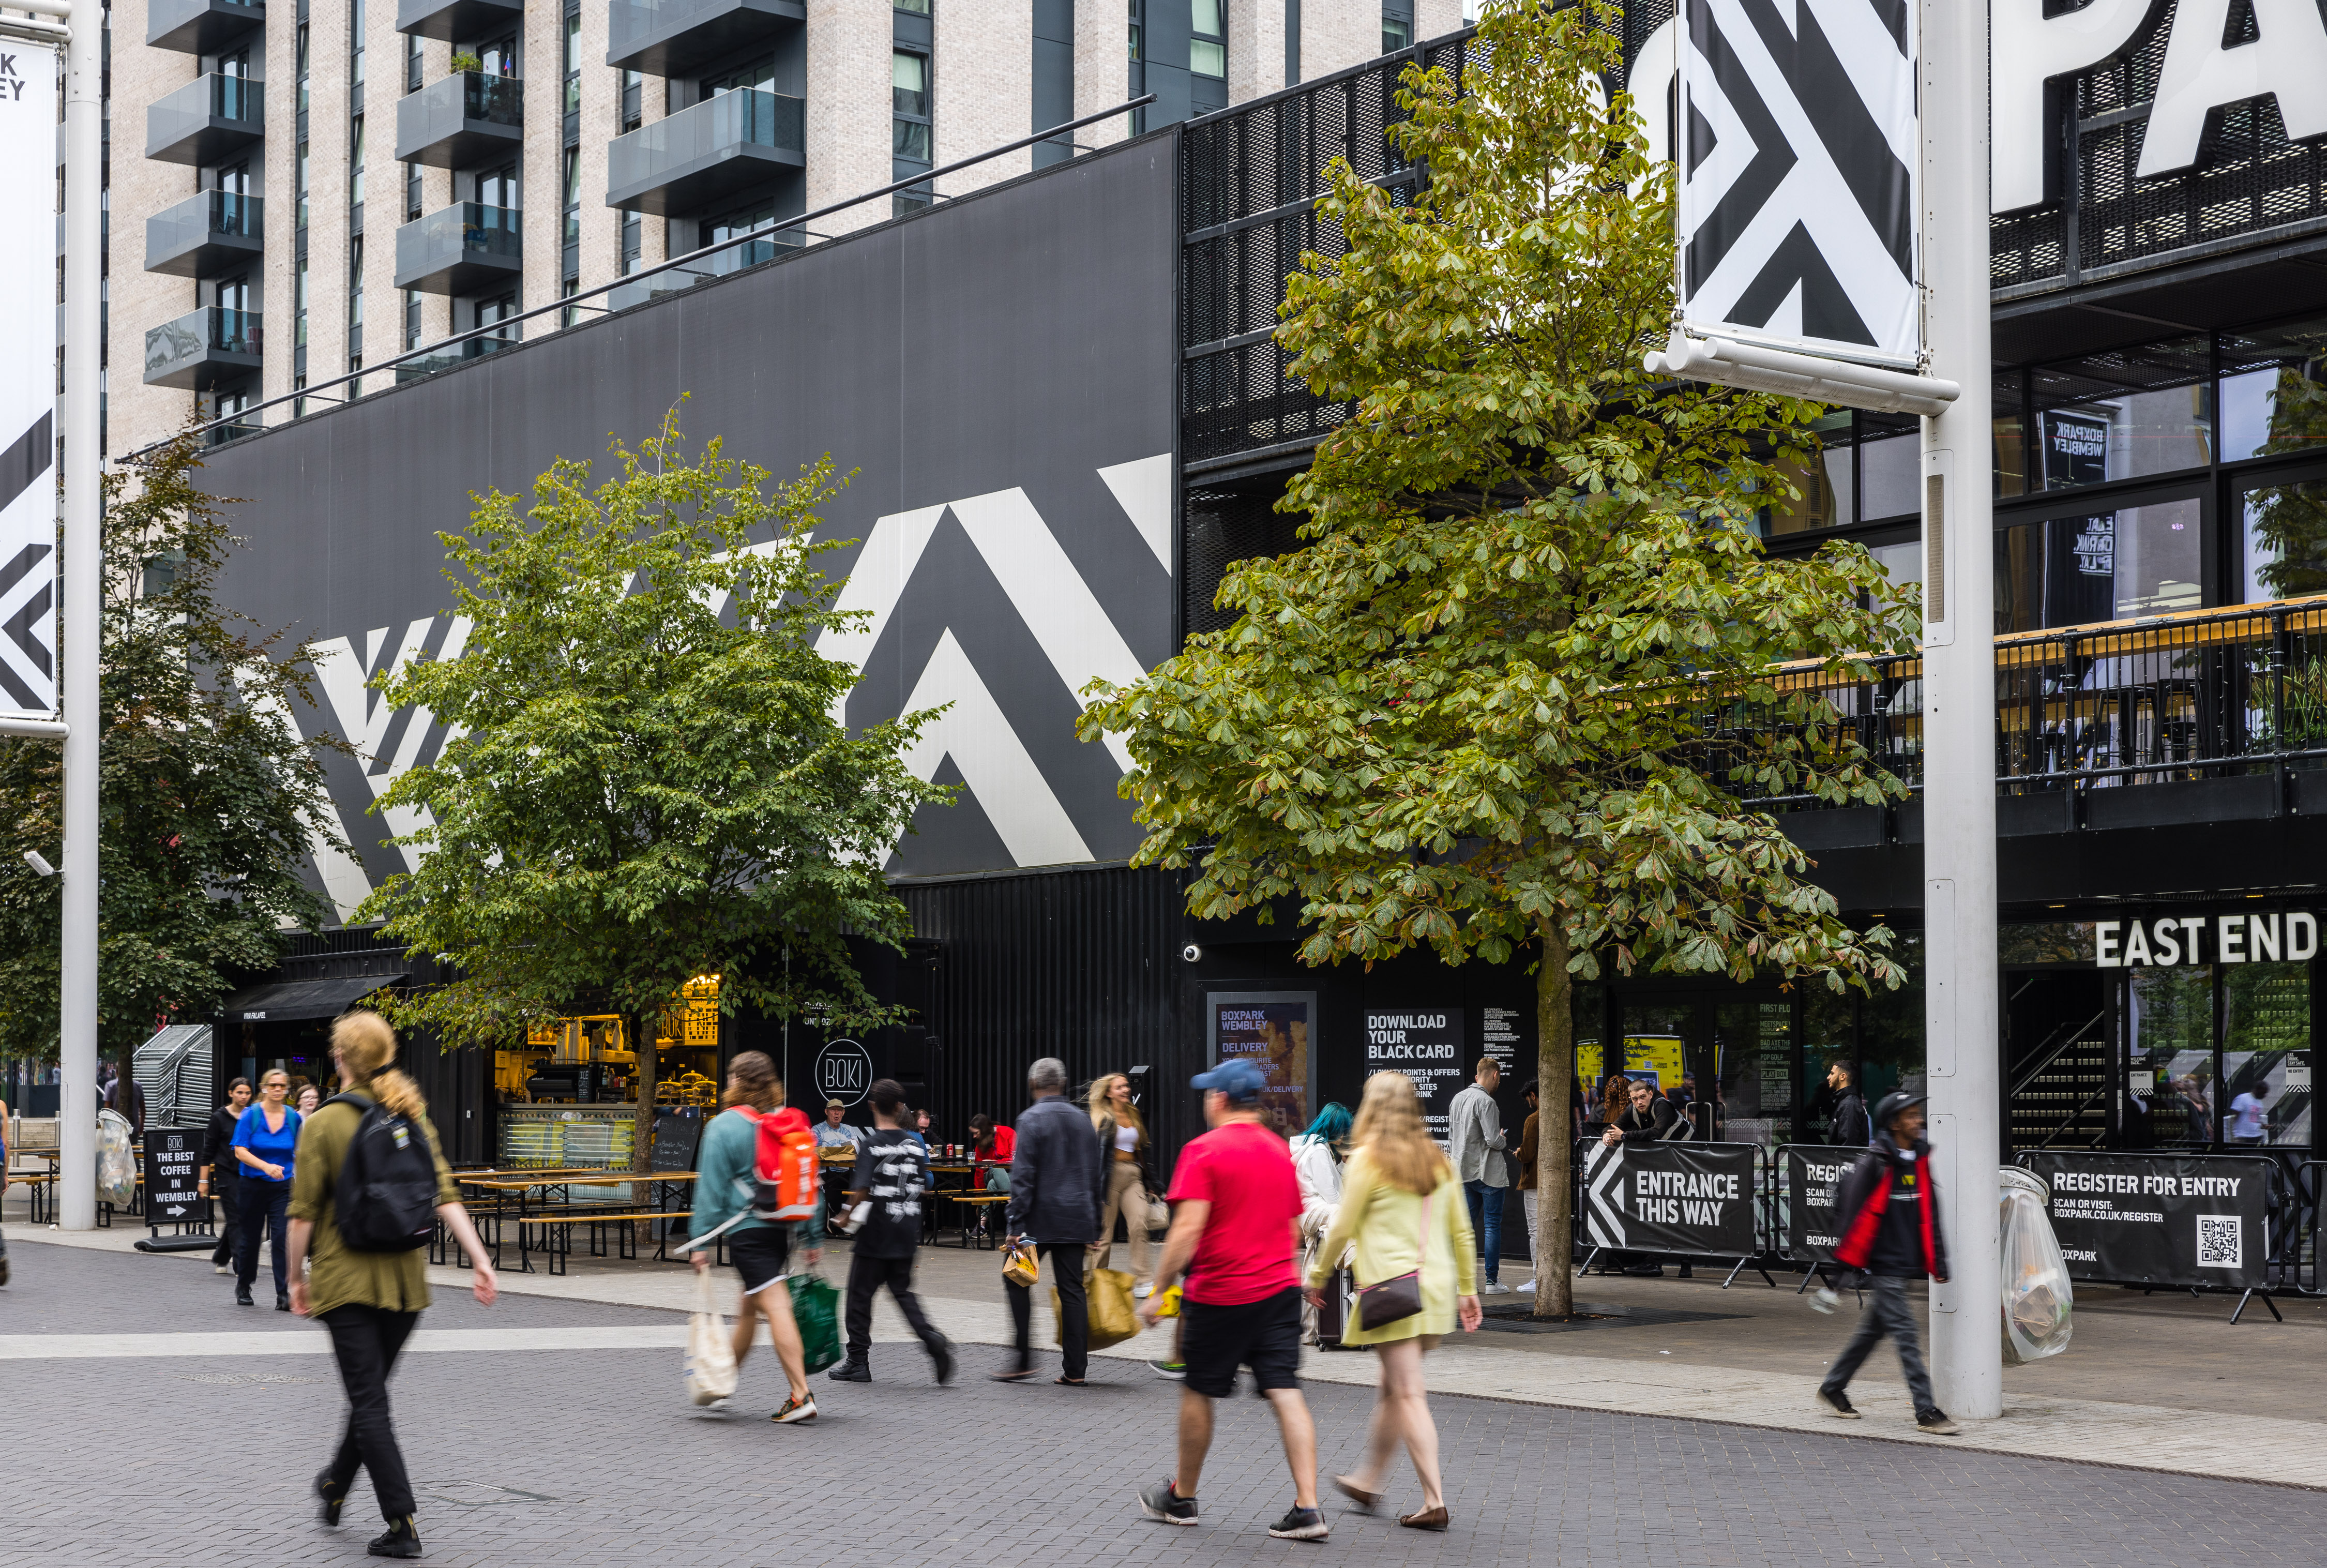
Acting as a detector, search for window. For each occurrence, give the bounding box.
[404,288,421,350]
[1190,0,1225,79]
[479,36,518,77]
[563,7,581,118]
[347,234,365,385]
[349,114,365,210]
[621,209,642,273]
[1994,495,2205,632]
[350,0,365,85]
[1382,2,1413,52]
[894,0,929,11]
[892,50,930,160]
[479,163,519,212]
[405,161,422,222]
[295,20,310,113]
[478,293,521,343]
[621,68,643,132]
[405,33,421,93]
[560,275,579,329]
[562,145,581,280]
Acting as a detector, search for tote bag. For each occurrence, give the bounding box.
[684,1273,738,1406]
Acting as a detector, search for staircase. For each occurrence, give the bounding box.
[2008,1012,2111,1151]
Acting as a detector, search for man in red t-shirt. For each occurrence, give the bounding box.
[1134,1058,1324,1542]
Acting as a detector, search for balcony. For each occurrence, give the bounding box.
[606,228,801,311]
[393,333,518,386]
[146,0,264,54]
[144,191,264,278]
[394,0,523,42]
[394,71,523,171]
[143,307,263,390]
[605,89,803,217]
[394,202,522,294]
[605,0,803,78]
[146,73,265,167]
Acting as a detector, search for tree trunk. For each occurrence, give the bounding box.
[1533,919,1575,1318]
[630,1011,659,1178]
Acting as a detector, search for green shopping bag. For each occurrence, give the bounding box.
[787,1269,841,1374]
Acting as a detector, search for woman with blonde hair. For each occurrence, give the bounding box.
[287,1011,497,1560]
[231,1067,303,1309]
[1086,1072,1154,1282]
[1304,1071,1480,1532]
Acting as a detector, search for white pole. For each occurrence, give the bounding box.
[1918,0,2001,1418]
[58,2,102,1231]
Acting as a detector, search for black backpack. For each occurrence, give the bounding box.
[327,1092,441,1253]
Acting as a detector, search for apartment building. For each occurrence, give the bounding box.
[107,0,1463,458]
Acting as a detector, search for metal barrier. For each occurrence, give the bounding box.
[2014,1149,2290,1323]
[1566,1137,1778,1288]
[2294,1162,2323,1297]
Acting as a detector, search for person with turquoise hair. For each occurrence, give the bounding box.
[1291,1103,1352,1236]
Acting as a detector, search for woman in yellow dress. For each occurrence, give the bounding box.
[1304,1071,1481,1531]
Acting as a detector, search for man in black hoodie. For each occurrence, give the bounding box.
[1816,1092,1959,1435]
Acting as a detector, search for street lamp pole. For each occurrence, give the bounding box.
[1918,0,2002,1418]
[58,0,103,1230]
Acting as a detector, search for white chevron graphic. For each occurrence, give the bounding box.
[311,616,469,875]
[236,667,376,924]
[893,630,1092,868]
[1097,454,1174,572]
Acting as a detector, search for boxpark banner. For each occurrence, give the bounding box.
[1580,1140,1758,1259]
[1781,1145,1867,1264]
[2019,1151,2274,1292]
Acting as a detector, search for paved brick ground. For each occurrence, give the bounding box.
[4,1241,2323,1565]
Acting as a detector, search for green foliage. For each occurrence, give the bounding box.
[0,431,344,1063]
[1083,0,1915,991]
[360,412,949,1061]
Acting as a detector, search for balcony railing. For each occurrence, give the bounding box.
[143,306,264,390]
[394,70,523,170]
[605,0,803,78]
[606,227,802,311]
[393,0,522,43]
[394,202,523,294]
[605,88,803,216]
[146,0,264,54]
[1733,599,2327,833]
[145,190,264,278]
[392,332,518,386]
[146,73,265,167]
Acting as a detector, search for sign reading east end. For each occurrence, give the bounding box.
[1782,1144,1867,1263]
[2021,1151,2272,1291]
[2094,912,2320,968]
[814,1038,872,1108]
[142,1128,205,1227]
[1580,1140,1759,1260]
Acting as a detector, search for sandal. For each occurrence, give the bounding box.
[1399,1505,1449,1531]
[1054,1375,1086,1386]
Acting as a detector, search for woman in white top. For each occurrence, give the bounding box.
[1086,1073,1154,1283]
[1291,1102,1352,1237]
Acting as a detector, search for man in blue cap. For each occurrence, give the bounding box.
[1134,1056,1326,1542]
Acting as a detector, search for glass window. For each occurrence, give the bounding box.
[1859,420,1920,521]
[2238,476,2327,603]
[2030,340,2215,489]
[1857,930,1924,1104]
[1761,412,1853,535]
[1714,1000,1793,1151]
[1867,538,1921,609]
[893,50,931,161]
[2219,316,2327,461]
[348,115,365,207]
[2223,960,2308,1149]
[1994,371,2028,498]
[1573,980,1605,1123]
[1191,0,1225,78]
[2127,967,2213,1148]
[895,0,930,11]
[1799,986,1855,1144]
[1383,18,1413,52]
[1994,496,2203,632]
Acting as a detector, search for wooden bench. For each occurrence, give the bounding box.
[949,1193,1010,1250]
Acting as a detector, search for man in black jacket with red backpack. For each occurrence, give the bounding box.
[1815,1092,1960,1435]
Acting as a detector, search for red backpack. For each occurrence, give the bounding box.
[733,1106,820,1222]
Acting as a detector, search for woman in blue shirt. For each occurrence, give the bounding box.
[232,1068,303,1309]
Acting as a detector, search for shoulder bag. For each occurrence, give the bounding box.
[1353,1186,1432,1333]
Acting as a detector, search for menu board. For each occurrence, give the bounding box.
[1207,991,1315,1137]
[652,1107,705,1172]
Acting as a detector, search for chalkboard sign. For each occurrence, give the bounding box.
[143,1126,205,1228]
[651,1108,706,1172]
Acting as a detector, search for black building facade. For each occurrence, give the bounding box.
[197,18,2320,1184]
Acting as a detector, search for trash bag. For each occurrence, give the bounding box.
[96,1110,137,1208]
[1064,1267,1139,1351]
[1998,1166,2073,1365]
[684,1272,738,1406]
[787,1268,842,1374]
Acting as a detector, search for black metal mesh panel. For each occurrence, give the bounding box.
[1183,485,1308,639]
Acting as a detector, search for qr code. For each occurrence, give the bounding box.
[2196,1215,2241,1270]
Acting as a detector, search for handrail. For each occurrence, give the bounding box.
[2005,1008,2107,1102]
[123,92,1158,461]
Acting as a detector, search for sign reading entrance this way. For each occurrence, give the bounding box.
[1580,1139,1758,1259]
[2094,912,2320,967]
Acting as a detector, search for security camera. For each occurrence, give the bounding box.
[1181,943,1202,963]
[23,851,55,878]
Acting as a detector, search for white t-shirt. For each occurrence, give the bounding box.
[1114,1124,1138,1153]
[2229,1092,2268,1139]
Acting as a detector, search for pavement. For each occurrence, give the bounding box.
[3,1231,2325,1567]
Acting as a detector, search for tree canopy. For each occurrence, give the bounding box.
[1081,1,1919,1314]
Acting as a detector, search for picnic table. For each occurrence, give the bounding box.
[447,1169,701,1275]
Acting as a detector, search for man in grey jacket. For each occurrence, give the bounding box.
[998,1057,1107,1383]
[1447,1057,1511,1295]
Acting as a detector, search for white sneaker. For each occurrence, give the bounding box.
[1809,1287,1840,1315]
[1131,1282,1154,1299]
[1507,1278,1533,1292]
[1480,1280,1512,1295]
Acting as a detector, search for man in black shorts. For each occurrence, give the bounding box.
[1136,1058,1325,1542]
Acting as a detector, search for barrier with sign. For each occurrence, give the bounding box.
[2017,1150,2286,1323]
[1575,1139,1770,1286]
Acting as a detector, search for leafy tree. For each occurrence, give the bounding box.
[362,414,948,1172]
[0,430,344,1090]
[1081,1,1915,1315]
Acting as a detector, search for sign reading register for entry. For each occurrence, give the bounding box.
[2021,1151,2272,1291]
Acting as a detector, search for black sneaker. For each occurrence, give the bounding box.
[235,1285,254,1306]
[314,1470,347,1527]
[1816,1386,1860,1419]
[1267,1505,1330,1541]
[827,1360,871,1383]
[929,1335,956,1386]
[1137,1477,1198,1526]
[1916,1406,1961,1434]
[366,1516,422,1559]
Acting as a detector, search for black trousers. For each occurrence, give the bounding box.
[1005,1241,1088,1379]
[236,1179,290,1294]
[843,1249,943,1362]
[209,1171,242,1265]
[321,1304,421,1521]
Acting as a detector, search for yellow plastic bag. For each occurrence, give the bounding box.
[1059,1267,1139,1351]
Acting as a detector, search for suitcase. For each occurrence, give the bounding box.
[1312,1265,1357,1349]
